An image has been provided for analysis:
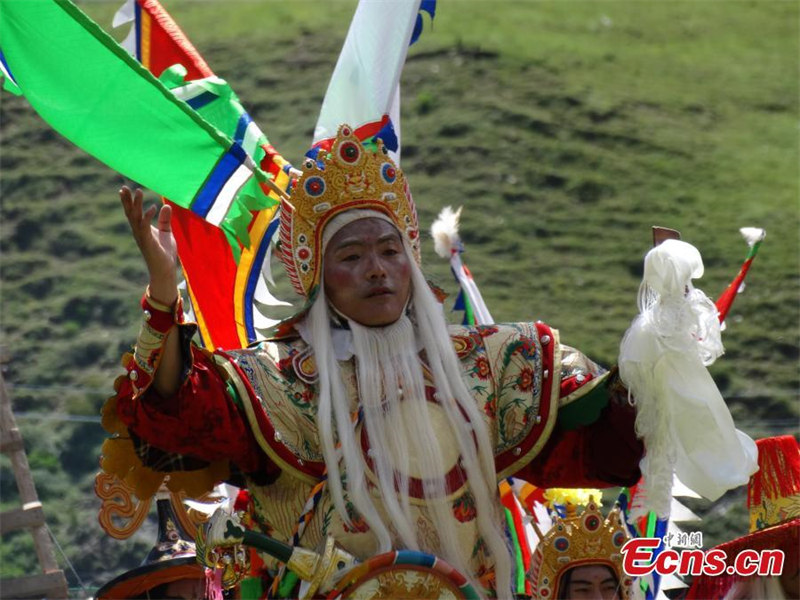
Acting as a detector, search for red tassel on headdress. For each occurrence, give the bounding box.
[687,435,800,600]
[686,571,744,600]
[748,435,800,508]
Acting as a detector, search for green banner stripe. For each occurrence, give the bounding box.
[0,0,266,210]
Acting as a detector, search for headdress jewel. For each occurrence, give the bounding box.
[279,124,421,298]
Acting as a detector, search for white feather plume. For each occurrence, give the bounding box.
[431,205,462,259]
[739,227,766,247]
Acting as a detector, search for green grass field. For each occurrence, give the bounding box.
[1,0,797,592]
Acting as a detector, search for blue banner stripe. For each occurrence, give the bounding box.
[229,142,248,163]
[186,90,218,110]
[191,146,245,218]
[244,217,281,343]
[410,0,437,46]
[0,50,17,84]
[134,3,142,62]
[234,112,253,146]
[374,118,398,152]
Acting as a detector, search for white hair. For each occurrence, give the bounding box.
[307,240,512,594]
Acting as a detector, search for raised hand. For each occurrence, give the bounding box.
[120,185,178,306]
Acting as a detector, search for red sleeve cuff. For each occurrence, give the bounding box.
[126,290,189,398]
[141,289,184,333]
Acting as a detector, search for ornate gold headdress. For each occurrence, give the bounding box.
[279,124,421,298]
[530,499,634,600]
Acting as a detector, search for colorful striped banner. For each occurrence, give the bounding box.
[112,0,291,349]
[0,0,274,254]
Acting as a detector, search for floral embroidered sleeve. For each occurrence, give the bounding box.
[464,322,643,488]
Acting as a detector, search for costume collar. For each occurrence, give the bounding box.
[295,304,422,362]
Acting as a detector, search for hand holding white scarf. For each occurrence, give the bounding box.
[619,240,758,520]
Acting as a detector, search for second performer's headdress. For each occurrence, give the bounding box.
[530,499,634,600]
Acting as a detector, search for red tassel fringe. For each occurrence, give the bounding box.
[748,436,800,508]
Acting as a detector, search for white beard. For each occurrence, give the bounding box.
[349,313,470,555]
[308,255,512,595]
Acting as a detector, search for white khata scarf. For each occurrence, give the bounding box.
[619,239,758,520]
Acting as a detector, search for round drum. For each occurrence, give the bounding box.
[326,550,481,600]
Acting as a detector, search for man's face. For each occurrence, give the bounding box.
[323,218,412,327]
[561,565,620,600]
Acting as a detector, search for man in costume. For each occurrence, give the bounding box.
[520,488,631,600]
[535,507,630,600]
[103,125,752,597]
[686,435,800,600]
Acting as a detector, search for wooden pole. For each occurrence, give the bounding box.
[0,358,69,599]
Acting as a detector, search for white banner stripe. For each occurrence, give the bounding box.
[254,273,291,307]
[171,81,213,102]
[205,163,252,226]
[0,63,14,84]
[112,0,134,28]
[314,0,421,145]
[252,306,281,329]
[451,253,494,325]
[242,121,264,158]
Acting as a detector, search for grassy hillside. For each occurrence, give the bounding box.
[1,0,797,593]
